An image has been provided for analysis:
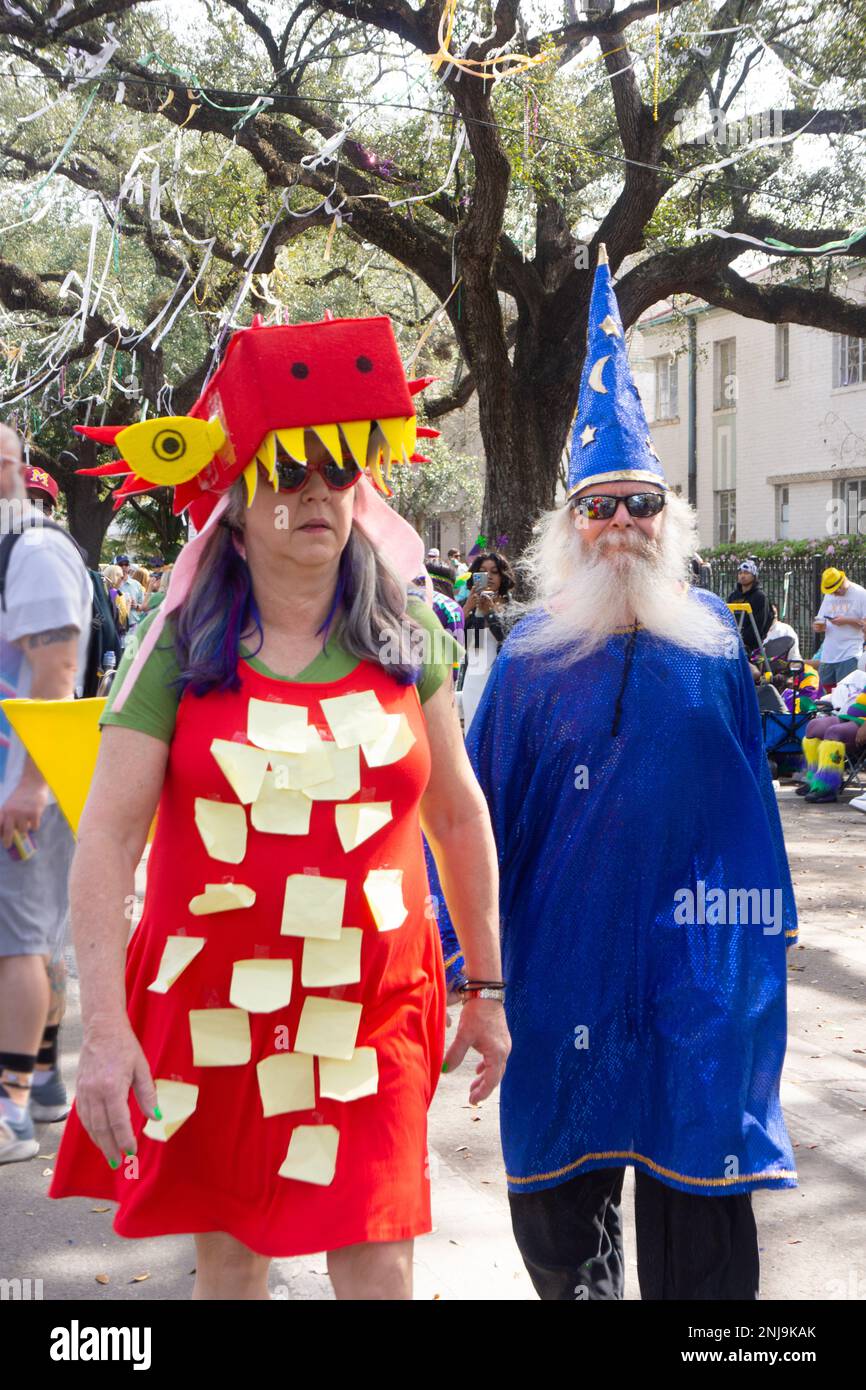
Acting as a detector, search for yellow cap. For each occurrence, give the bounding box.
[821,567,846,594]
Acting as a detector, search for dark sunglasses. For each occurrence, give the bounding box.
[271,447,362,494]
[571,491,666,521]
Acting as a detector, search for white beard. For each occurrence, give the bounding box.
[511,491,729,661]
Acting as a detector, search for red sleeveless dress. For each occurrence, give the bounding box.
[50,656,446,1256]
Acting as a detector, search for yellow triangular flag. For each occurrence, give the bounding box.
[1,698,105,835]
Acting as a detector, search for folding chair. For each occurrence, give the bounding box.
[729,601,772,676]
[843,745,866,794]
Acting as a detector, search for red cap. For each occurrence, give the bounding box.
[24,465,59,502]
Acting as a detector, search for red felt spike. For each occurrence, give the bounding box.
[172,478,201,516]
[416,427,440,438]
[110,475,157,510]
[74,424,125,445]
[76,459,133,477]
[407,376,437,395]
[250,314,266,329]
[409,453,431,464]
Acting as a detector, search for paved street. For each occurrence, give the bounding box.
[2,787,864,1301]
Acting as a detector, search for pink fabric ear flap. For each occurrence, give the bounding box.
[353,476,432,604]
[110,493,232,713]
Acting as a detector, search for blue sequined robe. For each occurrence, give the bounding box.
[466,594,797,1196]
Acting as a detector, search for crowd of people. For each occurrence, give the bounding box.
[0,257,848,1302]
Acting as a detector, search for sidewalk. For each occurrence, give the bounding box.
[2,787,864,1300]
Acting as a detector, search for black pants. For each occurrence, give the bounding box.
[509,1167,759,1301]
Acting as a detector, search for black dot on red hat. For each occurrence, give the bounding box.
[291,362,309,379]
[356,356,373,373]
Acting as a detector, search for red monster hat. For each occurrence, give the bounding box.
[76,313,437,530]
[81,314,441,715]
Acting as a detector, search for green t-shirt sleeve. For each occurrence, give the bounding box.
[408,597,464,705]
[100,607,181,744]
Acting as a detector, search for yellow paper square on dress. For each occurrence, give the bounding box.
[147,936,206,994]
[294,996,362,1060]
[188,882,256,915]
[251,773,312,835]
[210,739,270,804]
[247,697,308,753]
[268,726,334,790]
[319,1047,379,1102]
[363,868,408,932]
[302,743,360,802]
[142,1078,199,1142]
[189,1008,251,1066]
[229,958,294,1013]
[301,928,363,988]
[334,801,392,853]
[278,1124,339,1186]
[281,873,346,940]
[194,798,248,863]
[361,712,416,768]
[256,1053,315,1117]
[319,690,389,749]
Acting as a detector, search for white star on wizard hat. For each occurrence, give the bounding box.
[567,244,667,499]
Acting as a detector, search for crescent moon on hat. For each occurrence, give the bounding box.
[588,355,611,394]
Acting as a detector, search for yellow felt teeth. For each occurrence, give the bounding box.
[275,427,306,462]
[377,417,406,465]
[368,452,390,495]
[339,419,372,469]
[311,423,342,465]
[402,416,417,460]
[255,431,277,487]
[242,460,258,506]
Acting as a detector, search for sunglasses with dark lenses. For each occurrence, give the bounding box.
[272,449,362,494]
[572,491,666,521]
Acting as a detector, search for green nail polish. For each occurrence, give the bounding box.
[441,1061,449,1073]
[108,1158,119,1170]
[124,1149,134,1158]
[153,1107,162,1120]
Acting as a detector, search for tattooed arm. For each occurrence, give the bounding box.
[0,624,81,846]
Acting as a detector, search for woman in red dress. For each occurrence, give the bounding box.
[50,317,509,1299]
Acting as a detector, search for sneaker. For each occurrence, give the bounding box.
[849,793,866,813]
[795,784,812,796]
[29,1069,71,1123]
[804,790,838,804]
[0,1108,40,1164]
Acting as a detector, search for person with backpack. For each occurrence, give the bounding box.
[0,427,93,1164]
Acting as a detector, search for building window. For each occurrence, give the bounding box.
[427,518,441,552]
[832,478,866,534]
[715,489,736,543]
[775,324,789,382]
[713,338,737,409]
[654,355,679,419]
[834,335,866,388]
[776,484,790,539]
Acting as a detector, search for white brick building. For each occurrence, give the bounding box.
[632,264,866,547]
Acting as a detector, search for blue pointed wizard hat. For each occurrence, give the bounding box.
[567,244,666,500]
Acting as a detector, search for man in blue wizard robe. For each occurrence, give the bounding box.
[465,245,798,1301]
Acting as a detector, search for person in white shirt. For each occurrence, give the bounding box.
[766,605,801,662]
[813,568,866,688]
[0,425,92,1164]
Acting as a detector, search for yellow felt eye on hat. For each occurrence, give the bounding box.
[115,416,227,486]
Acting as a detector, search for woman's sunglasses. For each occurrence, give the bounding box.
[270,441,363,493]
[571,491,666,521]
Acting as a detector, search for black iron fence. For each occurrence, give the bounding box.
[702,555,866,660]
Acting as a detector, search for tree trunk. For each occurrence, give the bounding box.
[59,437,116,566]
[474,293,592,562]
